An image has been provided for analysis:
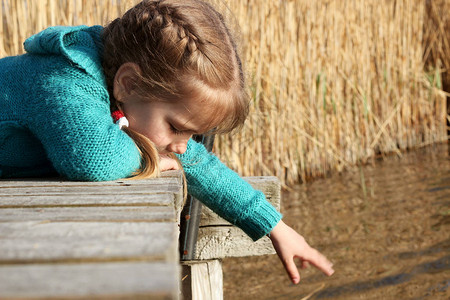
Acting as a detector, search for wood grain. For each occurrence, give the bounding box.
[0,262,179,299]
[181,260,223,300]
[0,206,175,222]
[0,172,184,299]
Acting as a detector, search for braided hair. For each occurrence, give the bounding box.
[102,0,248,179]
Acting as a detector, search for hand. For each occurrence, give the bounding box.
[269,220,334,284]
[159,154,179,172]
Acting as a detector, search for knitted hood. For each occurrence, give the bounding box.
[24,25,104,80]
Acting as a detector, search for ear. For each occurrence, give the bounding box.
[113,62,142,103]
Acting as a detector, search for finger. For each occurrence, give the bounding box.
[159,157,179,171]
[304,248,334,276]
[281,257,301,284]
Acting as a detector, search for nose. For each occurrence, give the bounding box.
[167,140,188,154]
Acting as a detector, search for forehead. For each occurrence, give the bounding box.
[168,76,237,134]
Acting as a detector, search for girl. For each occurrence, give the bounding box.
[0,0,334,284]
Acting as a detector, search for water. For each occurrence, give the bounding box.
[223,142,450,299]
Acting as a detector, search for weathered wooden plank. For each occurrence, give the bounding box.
[181,260,223,300]
[0,221,179,263]
[0,172,185,215]
[195,227,274,260]
[0,173,184,299]
[0,192,175,208]
[199,176,280,226]
[0,185,181,196]
[0,206,175,222]
[0,262,179,299]
[0,170,183,187]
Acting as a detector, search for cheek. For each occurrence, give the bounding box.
[123,105,171,148]
[139,125,170,147]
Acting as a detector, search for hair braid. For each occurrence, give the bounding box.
[101,0,249,179]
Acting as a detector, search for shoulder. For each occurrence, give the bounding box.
[24,25,106,84]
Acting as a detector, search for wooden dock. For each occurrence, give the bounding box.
[0,171,184,299]
[0,171,280,299]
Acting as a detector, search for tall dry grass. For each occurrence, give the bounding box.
[1,0,448,185]
[216,0,448,184]
[424,0,450,88]
[0,0,138,56]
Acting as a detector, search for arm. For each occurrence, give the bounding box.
[27,66,141,181]
[176,139,282,241]
[177,139,334,283]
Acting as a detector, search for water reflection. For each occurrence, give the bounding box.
[223,142,449,299]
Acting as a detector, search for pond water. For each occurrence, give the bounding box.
[223,142,449,299]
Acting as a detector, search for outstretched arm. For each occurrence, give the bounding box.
[176,139,282,241]
[177,139,334,283]
[269,220,334,284]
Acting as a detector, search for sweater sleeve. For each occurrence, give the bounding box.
[176,139,282,241]
[26,66,141,181]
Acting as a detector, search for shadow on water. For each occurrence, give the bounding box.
[315,255,450,299]
[394,239,450,260]
[223,142,450,300]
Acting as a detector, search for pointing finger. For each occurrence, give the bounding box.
[281,257,301,284]
[305,248,334,276]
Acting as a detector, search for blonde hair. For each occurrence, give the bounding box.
[102,0,249,178]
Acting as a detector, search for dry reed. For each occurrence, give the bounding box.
[1,0,448,185]
[216,0,448,185]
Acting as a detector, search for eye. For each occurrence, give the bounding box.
[170,124,184,135]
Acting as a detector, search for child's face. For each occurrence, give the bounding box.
[113,63,216,155]
[120,93,211,155]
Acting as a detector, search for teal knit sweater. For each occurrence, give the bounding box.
[0,25,281,240]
